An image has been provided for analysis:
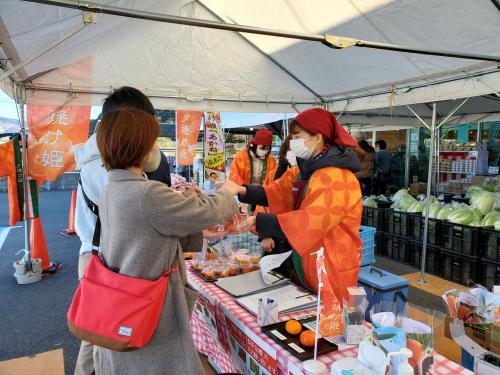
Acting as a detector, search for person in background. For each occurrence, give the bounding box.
[229,128,277,186]
[94,108,239,375]
[355,139,375,195]
[373,139,391,195]
[235,108,363,306]
[274,134,295,180]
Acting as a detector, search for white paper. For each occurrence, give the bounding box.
[259,251,292,284]
[236,284,317,316]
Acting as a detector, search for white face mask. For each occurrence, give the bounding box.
[285,150,297,166]
[255,147,268,159]
[375,147,380,152]
[289,137,314,159]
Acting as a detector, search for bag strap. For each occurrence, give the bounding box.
[78,178,99,216]
[78,178,101,255]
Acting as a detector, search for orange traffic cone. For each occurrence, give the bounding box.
[30,217,61,274]
[60,190,77,236]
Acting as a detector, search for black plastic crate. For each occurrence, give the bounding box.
[482,228,500,263]
[409,214,441,246]
[439,251,481,286]
[375,232,385,256]
[410,241,440,275]
[361,207,386,232]
[442,222,480,257]
[482,259,500,290]
[384,209,410,237]
[384,234,411,264]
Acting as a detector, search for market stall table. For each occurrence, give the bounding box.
[187,264,472,375]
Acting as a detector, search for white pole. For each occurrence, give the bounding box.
[17,87,32,271]
[313,270,322,361]
[405,129,411,187]
[419,103,437,285]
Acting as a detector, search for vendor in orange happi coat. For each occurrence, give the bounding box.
[229,129,277,186]
[235,108,364,304]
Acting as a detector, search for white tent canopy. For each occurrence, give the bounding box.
[1,0,499,113]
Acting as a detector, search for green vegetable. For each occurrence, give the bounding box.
[407,202,424,213]
[472,208,482,222]
[400,195,417,212]
[470,191,494,215]
[447,209,474,225]
[495,221,500,231]
[437,206,454,220]
[392,188,409,203]
[482,212,500,227]
[363,197,378,208]
[425,202,442,219]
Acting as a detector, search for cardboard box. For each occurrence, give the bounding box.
[444,316,500,355]
[410,182,427,195]
[472,176,487,186]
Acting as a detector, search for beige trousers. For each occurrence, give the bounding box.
[74,252,99,375]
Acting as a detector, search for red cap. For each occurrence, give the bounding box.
[249,129,273,146]
[294,108,357,148]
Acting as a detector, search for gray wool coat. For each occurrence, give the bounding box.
[95,170,237,375]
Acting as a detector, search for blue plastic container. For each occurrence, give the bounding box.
[358,266,409,321]
[359,225,376,267]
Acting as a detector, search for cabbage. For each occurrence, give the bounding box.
[422,196,438,205]
[408,202,424,213]
[484,181,495,192]
[425,202,442,218]
[467,186,484,196]
[376,195,389,202]
[392,188,409,203]
[469,221,482,227]
[493,193,500,211]
[437,206,454,220]
[472,208,482,222]
[363,197,378,208]
[470,191,494,215]
[482,212,500,227]
[400,195,417,212]
[495,221,500,231]
[447,209,474,225]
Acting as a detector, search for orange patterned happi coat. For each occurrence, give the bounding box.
[264,166,363,305]
[229,149,277,186]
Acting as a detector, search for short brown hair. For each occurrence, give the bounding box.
[289,120,314,136]
[96,108,160,170]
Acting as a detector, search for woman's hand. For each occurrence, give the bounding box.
[182,186,202,197]
[202,228,227,239]
[217,179,246,196]
[235,215,256,233]
[261,237,275,253]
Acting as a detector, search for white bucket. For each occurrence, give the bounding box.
[13,261,26,275]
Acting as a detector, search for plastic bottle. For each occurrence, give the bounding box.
[396,348,413,375]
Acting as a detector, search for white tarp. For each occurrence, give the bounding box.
[0,0,499,113]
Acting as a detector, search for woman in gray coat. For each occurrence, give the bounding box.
[94,108,239,375]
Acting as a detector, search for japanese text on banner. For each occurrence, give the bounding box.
[176,111,202,166]
[27,105,90,182]
[204,112,225,181]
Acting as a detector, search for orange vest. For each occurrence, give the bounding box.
[229,149,277,186]
[264,166,362,304]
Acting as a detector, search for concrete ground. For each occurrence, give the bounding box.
[0,191,448,374]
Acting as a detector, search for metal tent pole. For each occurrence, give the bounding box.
[16,86,32,271]
[419,103,437,285]
[404,129,411,187]
[18,0,500,63]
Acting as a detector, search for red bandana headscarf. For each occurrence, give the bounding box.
[293,108,357,148]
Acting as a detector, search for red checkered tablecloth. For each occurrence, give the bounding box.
[188,265,472,375]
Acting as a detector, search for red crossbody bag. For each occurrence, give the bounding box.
[67,180,177,351]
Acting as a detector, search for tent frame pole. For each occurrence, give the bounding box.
[18,0,500,63]
[0,22,90,82]
[419,103,436,285]
[404,129,411,187]
[14,84,33,271]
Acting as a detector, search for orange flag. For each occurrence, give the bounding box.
[176,111,202,166]
[27,105,90,182]
[0,139,22,225]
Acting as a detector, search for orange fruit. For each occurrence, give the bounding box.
[457,305,471,320]
[285,320,302,335]
[299,330,316,347]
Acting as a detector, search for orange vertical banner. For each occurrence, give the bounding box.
[27,105,90,182]
[176,110,202,166]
